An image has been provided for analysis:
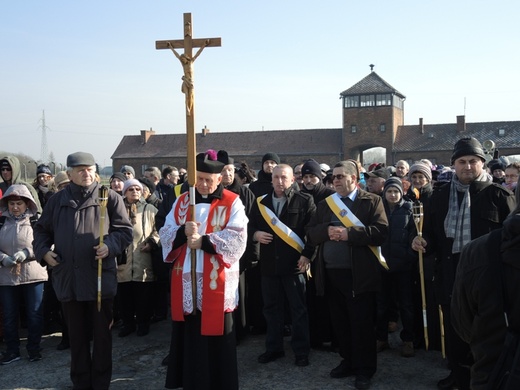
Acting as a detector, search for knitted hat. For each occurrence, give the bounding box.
[120,165,135,176]
[301,159,322,178]
[408,162,432,182]
[196,150,224,174]
[122,178,143,195]
[54,171,70,188]
[67,152,96,167]
[0,159,10,169]
[261,152,280,165]
[491,162,506,172]
[383,177,404,197]
[37,164,52,176]
[110,172,127,183]
[451,137,486,164]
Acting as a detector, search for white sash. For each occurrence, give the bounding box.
[257,195,304,253]
[326,193,389,270]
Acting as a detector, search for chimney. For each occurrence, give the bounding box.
[202,125,210,137]
[456,115,466,132]
[141,128,155,144]
[419,117,424,134]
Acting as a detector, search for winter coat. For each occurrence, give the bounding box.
[33,182,133,302]
[0,185,47,286]
[248,170,273,198]
[249,187,316,276]
[382,198,417,272]
[0,156,42,213]
[306,189,389,296]
[452,214,520,390]
[423,180,515,305]
[117,199,159,283]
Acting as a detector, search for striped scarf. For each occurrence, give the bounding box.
[444,171,490,253]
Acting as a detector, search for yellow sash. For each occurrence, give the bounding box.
[256,195,304,253]
[325,193,389,270]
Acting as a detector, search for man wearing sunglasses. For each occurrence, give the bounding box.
[307,160,388,390]
[0,156,42,213]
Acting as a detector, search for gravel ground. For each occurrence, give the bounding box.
[0,319,448,389]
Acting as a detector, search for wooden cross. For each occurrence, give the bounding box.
[156,13,221,314]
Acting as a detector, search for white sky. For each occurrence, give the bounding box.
[1,0,519,167]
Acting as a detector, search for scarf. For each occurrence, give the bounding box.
[444,171,489,253]
[124,199,138,225]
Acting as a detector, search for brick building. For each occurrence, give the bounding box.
[112,71,520,175]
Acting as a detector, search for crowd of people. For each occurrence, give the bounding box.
[0,137,518,390]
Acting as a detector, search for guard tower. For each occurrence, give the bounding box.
[340,66,405,166]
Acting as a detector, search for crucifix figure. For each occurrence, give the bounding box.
[156,14,221,117]
[168,39,208,116]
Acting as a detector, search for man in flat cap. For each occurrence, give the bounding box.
[33,152,133,390]
[412,137,515,390]
[160,150,248,390]
[363,168,390,197]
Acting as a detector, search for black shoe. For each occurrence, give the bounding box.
[28,351,42,362]
[283,325,292,337]
[330,360,353,378]
[161,354,170,367]
[1,352,20,365]
[295,355,309,367]
[258,350,285,364]
[437,372,456,389]
[355,375,371,390]
[118,325,136,338]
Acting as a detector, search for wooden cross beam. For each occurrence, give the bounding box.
[156,13,221,315]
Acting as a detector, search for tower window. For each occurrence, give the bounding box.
[351,125,357,133]
[360,95,375,107]
[376,94,392,106]
[344,96,359,108]
[379,123,386,132]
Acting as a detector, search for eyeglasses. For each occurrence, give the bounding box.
[127,187,141,192]
[331,174,346,180]
[1,168,11,172]
[505,174,519,179]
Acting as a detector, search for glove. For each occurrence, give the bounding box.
[1,256,16,268]
[13,249,29,263]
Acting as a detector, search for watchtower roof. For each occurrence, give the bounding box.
[340,71,406,99]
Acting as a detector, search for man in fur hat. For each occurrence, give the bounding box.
[412,137,515,390]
